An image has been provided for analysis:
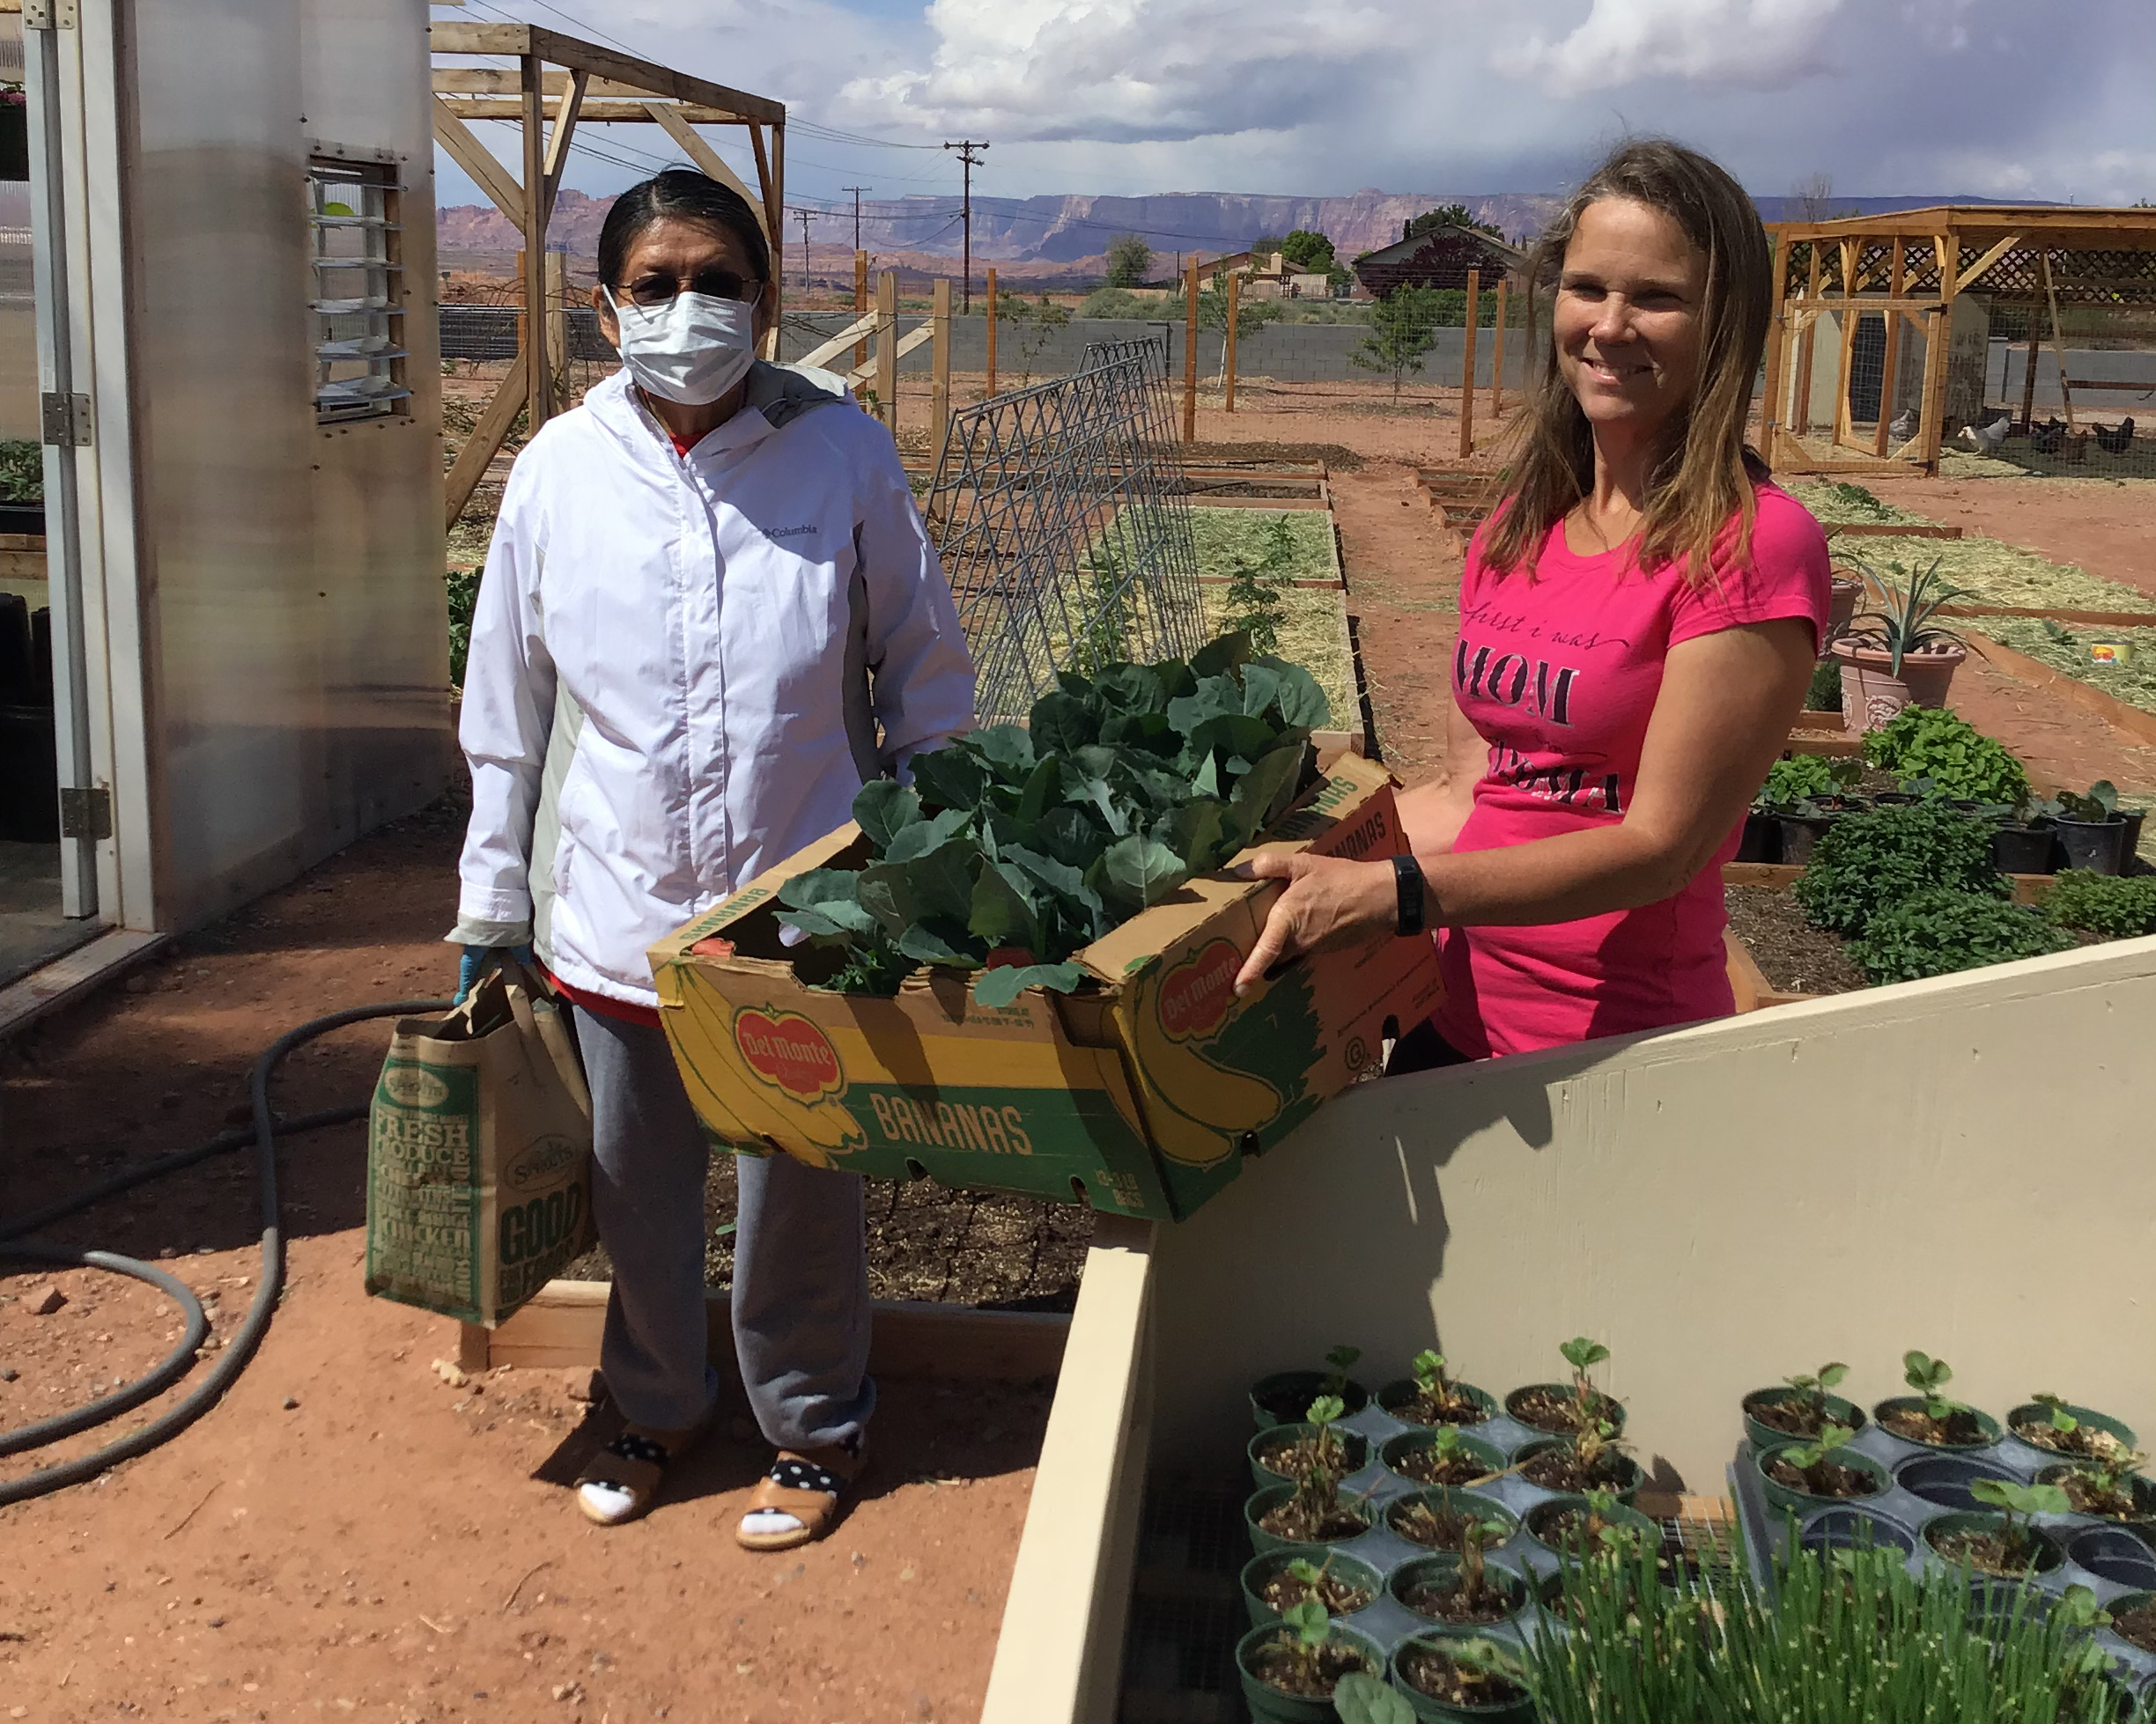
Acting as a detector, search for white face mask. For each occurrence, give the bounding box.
[604,287,758,405]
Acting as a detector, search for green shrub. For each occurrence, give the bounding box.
[2042,870,2156,938]
[1754,754,1858,812]
[1077,286,1150,320]
[1860,705,2029,807]
[1805,657,1842,711]
[446,567,479,689]
[1792,804,2004,935]
[1850,888,2074,984]
[0,438,42,503]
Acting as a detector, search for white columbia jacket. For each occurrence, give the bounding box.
[452,363,976,1007]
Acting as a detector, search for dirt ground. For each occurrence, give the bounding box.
[1,799,1052,1723]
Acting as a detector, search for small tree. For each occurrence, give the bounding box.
[1104,233,1151,289]
[1351,284,1443,399]
[1405,203,1505,241]
[998,291,1073,387]
[1278,229,1337,273]
[1248,232,1288,268]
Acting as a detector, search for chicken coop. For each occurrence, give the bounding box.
[1759,205,2156,479]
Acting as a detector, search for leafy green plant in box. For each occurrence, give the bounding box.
[773,632,1330,1007]
[1754,753,1860,813]
[2042,870,2156,939]
[0,438,42,503]
[1792,804,2004,937]
[1849,888,2075,984]
[1861,704,2030,807]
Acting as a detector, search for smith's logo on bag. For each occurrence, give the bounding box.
[1157,939,1241,1042]
[380,1065,451,1109]
[506,1134,580,1190]
[734,1007,845,1100]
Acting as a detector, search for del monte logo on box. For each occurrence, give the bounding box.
[1157,938,1242,1042]
[734,1006,845,1101]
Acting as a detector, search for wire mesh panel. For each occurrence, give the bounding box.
[923,337,1207,725]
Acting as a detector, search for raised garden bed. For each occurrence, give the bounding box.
[1190,506,1358,728]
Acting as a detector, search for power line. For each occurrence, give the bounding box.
[942,140,987,313]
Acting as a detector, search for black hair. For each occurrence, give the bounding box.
[596,170,772,290]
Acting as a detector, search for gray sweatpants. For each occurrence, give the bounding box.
[572,1006,875,1448]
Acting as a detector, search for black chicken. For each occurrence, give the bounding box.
[2030,418,2066,455]
[2094,418,2136,455]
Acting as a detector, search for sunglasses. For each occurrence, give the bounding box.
[617,269,763,307]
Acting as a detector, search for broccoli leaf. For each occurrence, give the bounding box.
[1030,690,1099,755]
[1097,836,1189,915]
[1256,657,1332,728]
[969,859,1045,952]
[853,780,922,852]
[897,918,984,967]
[970,723,1036,779]
[1191,631,1252,678]
[971,960,1086,1008]
[912,745,992,814]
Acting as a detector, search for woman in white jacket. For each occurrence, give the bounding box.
[452,172,975,1540]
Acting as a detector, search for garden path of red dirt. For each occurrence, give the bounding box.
[1,804,1047,1724]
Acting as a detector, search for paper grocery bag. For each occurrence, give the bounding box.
[364,962,594,1326]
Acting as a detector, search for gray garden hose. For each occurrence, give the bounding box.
[0,998,449,1506]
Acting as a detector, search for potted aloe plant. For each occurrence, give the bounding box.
[1830,556,1975,732]
[1873,1350,2002,1451]
[1742,1359,1868,1451]
[1377,1350,1497,1429]
[1240,1550,1384,1629]
[1752,1422,1891,1514]
[1506,1337,1626,1439]
[1245,1394,1378,1551]
[1383,1632,1537,1724]
[1922,1478,2068,1580]
[1252,1345,1370,1429]
[1235,1600,1387,1724]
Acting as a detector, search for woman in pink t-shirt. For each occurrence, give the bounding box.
[1240,139,1829,1062]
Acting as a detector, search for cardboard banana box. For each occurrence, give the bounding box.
[649,753,1443,1222]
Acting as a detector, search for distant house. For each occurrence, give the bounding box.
[1353,224,1524,298]
[1198,249,1334,300]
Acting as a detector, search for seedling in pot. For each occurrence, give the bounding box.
[1521,1417,1636,1495]
[1401,1422,1503,1489]
[1788,1361,1850,1430]
[1396,1633,1531,1711]
[1390,1485,1508,1554]
[2020,1392,2131,1464]
[1882,1350,1987,1447]
[1511,1337,1618,1435]
[1255,1396,1370,1544]
[1765,1423,1879,1501]
[1331,1671,1415,1724]
[1264,1555,1374,1618]
[1324,1344,1361,1401]
[1402,1347,1486,1426]
[1931,1479,2070,1576]
[1248,1598,1364,1698]
[2043,1433,2154,1521]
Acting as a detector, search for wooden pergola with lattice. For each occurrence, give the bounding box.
[1759,205,2156,477]
[430,21,786,526]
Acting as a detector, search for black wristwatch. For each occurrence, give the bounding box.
[1392,855,1427,938]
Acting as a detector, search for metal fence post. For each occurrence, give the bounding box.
[1223,269,1239,414]
[1183,256,1200,444]
[986,265,998,397]
[875,269,897,431]
[932,276,952,471]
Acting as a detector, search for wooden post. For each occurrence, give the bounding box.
[931,276,952,471]
[986,265,998,396]
[1917,232,1958,472]
[853,249,868,374]
[1832,239,1859,449]
[2019,315,2041,432]
[770,121,786,355]
[520,53,550,432]
[1489,276,1508,419]
[1182,256,1200,445]
[543,247,567,399]
[875,269,897,431]
[1791,243,1822,438]
[1222,269,1239,414]
[1458,267,1480,460]
[2042,252,2077,431]
[1874,238,1906,456]
[1758,232,1791,456]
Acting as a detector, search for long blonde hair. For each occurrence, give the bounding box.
[1480,138,1773,586]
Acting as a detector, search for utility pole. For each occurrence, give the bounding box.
[794,206,813,292]
[843,186,871,250]
[942,139,987,313]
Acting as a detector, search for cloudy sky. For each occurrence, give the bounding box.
[439,0,2156,221]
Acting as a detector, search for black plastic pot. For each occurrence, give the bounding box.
[1740,1385,1868,1454]
[0,500,43,537]
[1894,1452,2020,1512]
[1776,812,1835,865]
[2124,808,2147,865]
[0,704,58,844]
[1921,1509,2064,1578]
[1736,812,1781,864]
[1235,1619,1386,1724]
[1990,821,2056,876]
[1249,1370,1370,1431]
[2035,1461,2156,1527]
[2067,1526,2156,1590]
[1374,1377,1499,1429]
[1248,1422,1370,1492]
[1798,1505,1918,1558]
[2056,815,2129,875]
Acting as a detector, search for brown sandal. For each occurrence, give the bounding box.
[735,1442,866,1551]
[574,1419,707,1527]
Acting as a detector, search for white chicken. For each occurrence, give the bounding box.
[1887,407,1917,442]
[1956,412,2011,456]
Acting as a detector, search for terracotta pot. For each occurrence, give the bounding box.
[1827,576,1864,642]
[1830,638,1968,732]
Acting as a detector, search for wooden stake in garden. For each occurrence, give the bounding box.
[1489,276,1508,420]
[1223,269,1239,415]
[986,265,998,396]
[1458,267,1480,460]
[875,269,898,431]
[853,249,868,375]
[1183,255,1200,444]
[932,276,953,470]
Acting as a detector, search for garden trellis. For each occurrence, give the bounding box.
[1761,205,2156,479]
[922,338,1207,725]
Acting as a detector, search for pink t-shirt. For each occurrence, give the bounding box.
[1433,484,1830,1059]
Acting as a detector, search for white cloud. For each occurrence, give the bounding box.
[1500,0,1846,96]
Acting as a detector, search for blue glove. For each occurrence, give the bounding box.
[455,943,535,1006]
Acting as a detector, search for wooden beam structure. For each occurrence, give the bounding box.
[431,24,786,526]
[1458,267,1480,460]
